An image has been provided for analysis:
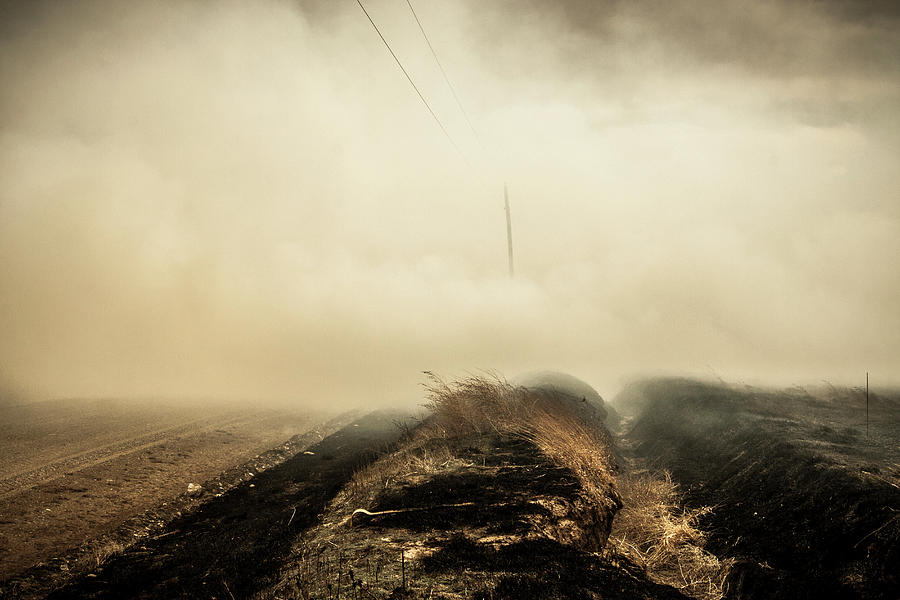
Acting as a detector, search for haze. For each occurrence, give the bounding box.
[1,0,898,407]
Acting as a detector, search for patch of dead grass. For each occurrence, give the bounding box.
[609,468,733,600]
[286,373,730,599]
[422,372,620,509]
[331,372,620,533]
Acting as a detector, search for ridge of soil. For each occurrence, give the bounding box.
[614,378,900,599]
[259,430,688,600]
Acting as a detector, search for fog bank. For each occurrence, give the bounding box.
[1,0,898,406]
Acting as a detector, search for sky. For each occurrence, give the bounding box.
[1,0,898,407]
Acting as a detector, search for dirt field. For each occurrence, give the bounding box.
[0,398,331,582]
[43,411,410,600]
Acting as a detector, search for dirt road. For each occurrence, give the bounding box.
[0,398,331,581]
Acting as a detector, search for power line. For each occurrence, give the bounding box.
[354,0,465,160]
[405,0,484,149]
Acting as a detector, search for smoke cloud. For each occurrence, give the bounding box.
[1,0,898,406]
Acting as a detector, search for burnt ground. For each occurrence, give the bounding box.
[0,410,411,600]
[260,433,689,600]
[614,379,900,600]
[10,378,892,599]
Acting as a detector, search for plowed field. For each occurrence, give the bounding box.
[0,398,328,581]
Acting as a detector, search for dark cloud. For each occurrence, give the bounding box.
[466,0,900,87]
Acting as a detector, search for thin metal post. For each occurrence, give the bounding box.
[504,184,514,277]
[866,371,869,438]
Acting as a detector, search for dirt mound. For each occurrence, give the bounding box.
[256,375,688,599]
[260,432,684,599]
[615,378,900,599]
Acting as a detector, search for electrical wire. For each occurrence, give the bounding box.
[405,0,484,150]
[354,0,465,161]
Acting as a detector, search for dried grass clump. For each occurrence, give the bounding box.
[424,372,620,514]
[339,438,459,511]
[336,372,620,522]
[609,469,733,600]
[422,371,525,437]
[517,402,619,512]
[70,538,126,573]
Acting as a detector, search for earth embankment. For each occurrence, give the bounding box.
[256,375,688,599]
[614,378,900,599]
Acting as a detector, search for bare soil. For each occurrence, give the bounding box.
[15,410,411,600]
[0,398,332,584]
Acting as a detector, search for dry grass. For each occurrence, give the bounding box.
[420,374,732,599]
[69,537,126,573]
[423,372,619,509]
[421,371,525,437]
[516,403,620,514]
[608,468,733,600]
[338,437,463,512]
[321,373,729,598]
[333,372,619,526]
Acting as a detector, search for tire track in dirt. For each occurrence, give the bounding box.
[0,403,189,474]
[0,411,352,597]
[43,410,411,600]
[0,414,252,501]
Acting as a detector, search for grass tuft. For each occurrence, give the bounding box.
[423,371,620,511]
[608,469,733,600]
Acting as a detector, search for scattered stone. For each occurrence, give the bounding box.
[186,483,203,497]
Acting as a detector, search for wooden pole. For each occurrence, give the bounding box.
[504,183,514,277]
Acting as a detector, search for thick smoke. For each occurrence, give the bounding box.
[1,0,898,406]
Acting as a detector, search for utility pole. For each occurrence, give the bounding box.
[504,183,514,277]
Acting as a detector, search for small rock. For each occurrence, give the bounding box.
[187,483,203,497]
